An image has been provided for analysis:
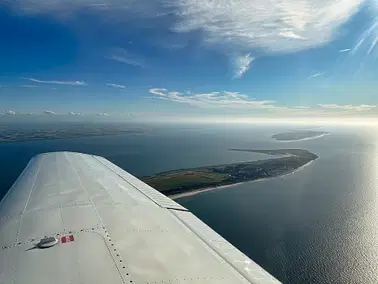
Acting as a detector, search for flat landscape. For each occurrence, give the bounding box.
[0,123,144,143]
[143,149,318,196]
[272,130,329,141]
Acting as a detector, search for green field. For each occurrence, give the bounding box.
[143,170,229,192]
[143,148,318,196]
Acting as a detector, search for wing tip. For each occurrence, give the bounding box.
[32,151,103,160]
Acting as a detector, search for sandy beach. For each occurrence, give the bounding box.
[275,133,329,143]
[170,159,315,199]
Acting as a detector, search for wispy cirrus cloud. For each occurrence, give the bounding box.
[68,112,82,116]
[106,48,147,68]
[351,17,378,55]
[105,83,126,89]
[149,88,276,109]
[10,0,365,55]
[4,110,16,115]
[233,54,254,78]
[170,0,364,53]
[318,104,376,112]
[149,88,377,116]
[23,78,87,86]
[308,72,324,79]
[21,85,40,88]
[44,110,56,115]
[8,0,367,82]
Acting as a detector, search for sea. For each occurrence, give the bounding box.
[0,123,377,284]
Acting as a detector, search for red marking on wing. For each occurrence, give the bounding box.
[61,235,74,244]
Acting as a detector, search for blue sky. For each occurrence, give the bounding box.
[0,0,378,122]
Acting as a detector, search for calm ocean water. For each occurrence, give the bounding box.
[0,123,377,283]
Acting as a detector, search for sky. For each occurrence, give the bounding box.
[0,0,378,123]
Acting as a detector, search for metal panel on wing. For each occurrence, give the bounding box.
[93,155,188,211]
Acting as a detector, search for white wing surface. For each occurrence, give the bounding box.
[0,152,281,284]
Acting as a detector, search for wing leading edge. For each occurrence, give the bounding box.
[0,152,281,284]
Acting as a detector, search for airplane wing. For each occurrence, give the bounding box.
[0,152,281,284]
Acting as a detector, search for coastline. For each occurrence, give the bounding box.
[170,181,256,200]
[170,159,315,200]
[0,131,144,144]
[280,160,314,177]
[274,133,329,143]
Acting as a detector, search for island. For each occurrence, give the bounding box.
[143,149,318,197]
[272,130,329,141]
[0,123,144,143]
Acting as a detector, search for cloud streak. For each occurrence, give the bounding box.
[233,54,254,78]
[352,17,378,55]
[4,110,16,115]
[10,0,365,55]
[318,104,376,112]
[149,88,276,109]
[106,48,147,68]
[44,110,56,115]
[294,106,311,109]
[170,0,364,53]
[106,83,126,89]
[308,72,324,79]
[9,0,367,82]
[149,88,377,116]
[24,78,87,86]
[68,112,82,116]
[21,85,40,88]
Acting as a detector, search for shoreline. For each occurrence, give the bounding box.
[0,131,144,145]
[170,159,315,200]
[280,160,314,177]
[274,133,329,143]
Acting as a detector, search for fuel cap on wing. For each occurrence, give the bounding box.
[37,237,59,248]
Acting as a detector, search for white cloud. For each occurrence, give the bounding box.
[308,72,324,79]
[149,88,276,109]
[149,88,377,116]
[21,85,39,88]
[352,18,378,55]
[233,54,254,78]
[339,48,351,52]
[11,1,365,55]
[68,112,82,116]
[89,3,109,8]
[9,0,367,81]
[105,83,126,89]
[106,48,146,68]
[170,0,364,53]
[368,36,378,54]
[318,104,376,112]
[44,110,56,115]
[294,106,311,109]
[97,113,109,116]
[106,55,144,67]
[4,110,16,115]
[24,78,87,86]
[279,30,305,40]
